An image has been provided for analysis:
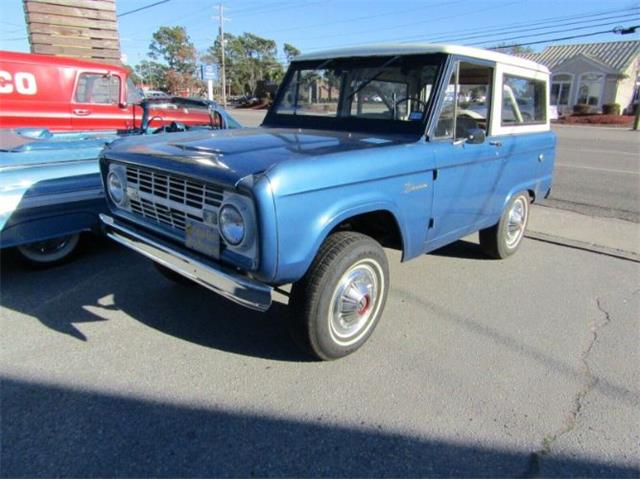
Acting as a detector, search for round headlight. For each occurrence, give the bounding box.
[219,204,245,246]
[107,171,125,205]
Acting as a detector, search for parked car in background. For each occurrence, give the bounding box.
[0,97,241,266]
[0,51,218,131]
[99,44,554,360]
[143,89,169,98]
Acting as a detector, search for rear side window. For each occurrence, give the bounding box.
[75,73,120,104]
[501,74,546,125]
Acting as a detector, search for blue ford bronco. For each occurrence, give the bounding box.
[100,44,555,360]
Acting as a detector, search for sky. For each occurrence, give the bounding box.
[0,0,638,67]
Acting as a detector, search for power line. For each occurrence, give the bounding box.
[296,5,637,53]
[297,1,520,52]
[184,0,323,37]
[355,9,634,47]
[118,0,171,18]
[488,25,640,49]
[279,0,475,44]
[472,17,640,45]
[470,17,640,47]
[231,0,322,17]
[257,0,466,36]
[427,9,639,43]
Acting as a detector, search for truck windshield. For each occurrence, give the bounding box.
[265,54,444,135]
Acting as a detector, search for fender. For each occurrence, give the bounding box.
[501,177,544,212]
[272,193,412,284]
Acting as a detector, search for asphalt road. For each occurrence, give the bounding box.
[542,125,640,223]
[229,109,640,222]
[1,235,638,477]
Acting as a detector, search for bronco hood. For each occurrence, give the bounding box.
[102,127,415,186]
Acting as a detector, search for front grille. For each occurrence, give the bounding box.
[124,165,223,232]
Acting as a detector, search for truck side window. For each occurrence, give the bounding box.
[75,73,120,104]
[435,61,493,139]
[501,74,546,125]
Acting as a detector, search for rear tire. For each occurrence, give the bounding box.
[289,232,389,360]
[16,234,80,267]
[479,191,530,259]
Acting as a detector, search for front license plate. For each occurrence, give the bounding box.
[185,220,220,258]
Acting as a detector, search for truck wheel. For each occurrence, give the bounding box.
[479,191,530,259]
[289,232,389,360]
[154,263,194,285]
[16,234,80,267]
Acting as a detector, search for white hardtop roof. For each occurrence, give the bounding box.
[296,43,550,74]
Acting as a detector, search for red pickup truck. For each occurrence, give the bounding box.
[0,51,212,131]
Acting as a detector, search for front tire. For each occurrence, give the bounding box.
[16,234,81,266]
[289,232,389,360]
[479,192,530,259]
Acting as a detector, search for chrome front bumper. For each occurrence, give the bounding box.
[100,214,272,312]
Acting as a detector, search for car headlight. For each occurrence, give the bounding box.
[219,204,245,246]
[107,169,126,206]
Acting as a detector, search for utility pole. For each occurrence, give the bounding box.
[215,2,229,108]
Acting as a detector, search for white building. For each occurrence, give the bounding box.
[519,40,640,115]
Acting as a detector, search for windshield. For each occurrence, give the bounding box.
[126,77,144,104]
[265,54,444,135]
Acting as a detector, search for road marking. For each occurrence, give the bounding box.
[555,163,640,175]
[564,148,640,157]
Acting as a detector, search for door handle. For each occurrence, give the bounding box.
[73,109,91,116]
[489,140,502,147]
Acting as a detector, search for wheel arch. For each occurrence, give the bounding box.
[500,183,538,213]
[283,202,408,283]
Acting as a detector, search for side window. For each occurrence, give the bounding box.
[75,73,120,104]
[434,61,493,139]
[501,74,546,125]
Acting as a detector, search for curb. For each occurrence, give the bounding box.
[525,230,640,263]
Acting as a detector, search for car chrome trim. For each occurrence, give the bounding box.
[100,214,272,312]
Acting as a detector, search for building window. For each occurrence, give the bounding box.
[576,72,604,106]
[551,73,572,106]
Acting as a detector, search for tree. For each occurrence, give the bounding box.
[205,32,285,96]
[494,44,536,55]
[147,26,202,95]
[124,64,142,86]
[149,26,197,73]
[134,60,166,88]
[283,43,301,62]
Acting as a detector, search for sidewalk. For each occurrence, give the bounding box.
[528,205,640,261]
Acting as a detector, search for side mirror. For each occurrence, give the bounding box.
[465,128,486,144]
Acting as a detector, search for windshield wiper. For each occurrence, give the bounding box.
[346,55,401,101]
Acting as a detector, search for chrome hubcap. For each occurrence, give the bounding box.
[505,196,528,248]
[329,260,383,346]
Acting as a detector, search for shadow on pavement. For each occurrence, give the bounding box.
[0,238,309,362]
[2,376,637,478]
[429,239,490,260]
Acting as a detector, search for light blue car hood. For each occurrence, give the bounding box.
[103,127,416,186]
